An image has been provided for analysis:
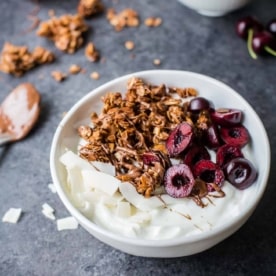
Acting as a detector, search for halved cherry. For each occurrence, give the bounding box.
[193,160,225,192]
[210,108,243,126]
[224,157,257,190]
[220,125,249,147]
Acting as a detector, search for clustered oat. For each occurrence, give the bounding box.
[124,40,135,50]
[144,17,162,27]
[37,14,88,53]
[51,71,66,82]
[69,64,82,74]
[90,71,100,79]
[85,42,100,62]
[153,58,161,66]
[106,8,140,31]
[78,77,198,197]
[77,0,104,18]
[0,42,54,77]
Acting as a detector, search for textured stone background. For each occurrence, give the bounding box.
[0,0,275,275]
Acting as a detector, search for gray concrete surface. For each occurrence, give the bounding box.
[0,0,275,275]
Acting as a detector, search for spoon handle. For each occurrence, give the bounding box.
[0,133,13,146]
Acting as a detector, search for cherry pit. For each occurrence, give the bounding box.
[236,16,276,59]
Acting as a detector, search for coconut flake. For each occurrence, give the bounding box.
[119,182,165,211]
[57,216,78,231]
[60,150,94,171]
[48,183,57,193]
[2,208,22,223]
[81,169,120,196]
[116,201,131,218]
[42,203,56,220]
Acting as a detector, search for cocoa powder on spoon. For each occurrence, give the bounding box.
[0,83,40,143]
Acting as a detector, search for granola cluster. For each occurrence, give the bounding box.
[106,8,140,31]
[77,0,104,18]
[0,42,54,77]
[0,0,164,79]
[85,42,100,62]
[37,14,88,53]
[78,77,197,197]
[144,17,162,27]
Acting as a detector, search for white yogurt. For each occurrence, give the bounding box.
[60,150,257,240]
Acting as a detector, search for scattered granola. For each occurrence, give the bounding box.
[77,0,104,18]
[90,71,100,79]
[69,64,82,74]
[106,8,140,31]
[85,42,100,62]
[0,42,54,77]
[124,40,135,50]
[51,71,66,82]
[144,17,162,27]
[153,58,161,66]
[32,46,55,65]
[37,14,88,54]
[78,77,198,197]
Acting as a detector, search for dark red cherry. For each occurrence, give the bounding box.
[224,157,257,190]
[165,122,193,157]
[164,164,195,198]
[266,19,276,37]
[143,151,160,165]
[216,144,244,167]
[236,16,263,39]
[202,124,222,150]
[193,160,225,192]
[210,108,243,126]
[188,97,211,113]
[142,150,171,169]
[220,125,249,147]
[252,31,276,55]
[182,144,210,169]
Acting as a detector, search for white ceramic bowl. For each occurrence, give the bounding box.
[50,70,270,257]
[178,0,252,17]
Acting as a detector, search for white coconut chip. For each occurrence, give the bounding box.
[2,208,22,224]
[42,203,56,220]
[57,216,78,231]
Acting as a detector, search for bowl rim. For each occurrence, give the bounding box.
[50,69,271,247]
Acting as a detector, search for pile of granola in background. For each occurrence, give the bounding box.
[0,0,163,82]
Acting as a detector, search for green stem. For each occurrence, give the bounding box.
[265,46,276,56]
[247,29,258,59]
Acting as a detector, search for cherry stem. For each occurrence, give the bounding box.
[247,29,258,59]
[265,46,276,56]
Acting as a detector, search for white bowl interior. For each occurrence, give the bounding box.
[50,70,270,257]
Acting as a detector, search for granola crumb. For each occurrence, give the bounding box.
[85,42,100,62]
[124,40,135,50]
[37,14,88,53]
[51,71,66,82]
[77,0,104,18]
[69,64,82,74]
[144,17,162,27]
[153,58,161,66]
[90,71,100,80]
[106,8,140,31]
[0,42,54,77]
